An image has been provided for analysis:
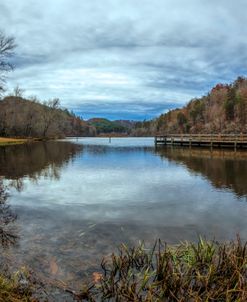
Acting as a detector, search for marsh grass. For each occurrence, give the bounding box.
[0,268,33,302]
[77,237,247,301]
[0,237,246,301]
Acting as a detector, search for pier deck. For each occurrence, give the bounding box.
[155,134,247,149]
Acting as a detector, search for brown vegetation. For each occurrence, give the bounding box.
[1,238,246,301]
[61,238,247,301]
[0,96,96,139]
[133,77,247,136]
[0,137,28,146]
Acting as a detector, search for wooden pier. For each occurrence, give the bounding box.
[155,134,247,149]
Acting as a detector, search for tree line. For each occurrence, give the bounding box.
[132,76,247,135]
[0,31,96,138]
[1,30,247,137]
[0,96,96,138]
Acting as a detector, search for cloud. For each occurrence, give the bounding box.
[1,0,247,119]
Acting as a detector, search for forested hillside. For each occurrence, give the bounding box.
[132,77,247,136]
[88,118,135,135]
[0,96,96,138]
[1,78,247,138]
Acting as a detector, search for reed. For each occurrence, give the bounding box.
[77,237,247,301]
[0,237,246,301]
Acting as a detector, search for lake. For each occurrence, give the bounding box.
[0,137,247,289]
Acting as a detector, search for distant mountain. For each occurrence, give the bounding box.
[0,97,137,138]
[114,120,136,129]
[2,77,246,139]
[87,118,136,135]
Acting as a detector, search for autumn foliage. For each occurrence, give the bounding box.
[0,96,96,138]
[133,77,247,135]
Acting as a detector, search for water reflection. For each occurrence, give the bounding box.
[0,139,247,290]
[0,141,83,191]
[0,179,18,247]
[155,146,247,198]
[0,141,83,257]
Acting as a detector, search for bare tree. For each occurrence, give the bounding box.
[41,98,61,137]
[13,84,24,97]
[0,31,15,93]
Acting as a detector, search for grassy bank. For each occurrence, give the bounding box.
[0,137,53,146]
[1,238,246,301]
[0,137,28,146]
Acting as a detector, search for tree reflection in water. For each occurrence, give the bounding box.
[0,141,84,247]
[0,179,18,247]
[155,146,247,198]
[0,141,84,192]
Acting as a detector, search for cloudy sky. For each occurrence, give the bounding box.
[1,0,247,120]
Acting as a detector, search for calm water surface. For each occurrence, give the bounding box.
[0,137,247,288]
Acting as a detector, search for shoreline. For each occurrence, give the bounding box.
[0,238,246,301]
[0,137,29,146]
[0,137,55,146]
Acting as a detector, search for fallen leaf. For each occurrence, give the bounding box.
[92,272,103,283]
[50,258,59,275]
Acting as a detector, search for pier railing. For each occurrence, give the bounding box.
[155,134,247,149]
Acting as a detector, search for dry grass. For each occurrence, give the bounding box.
[0,238,246,301]
[0,270,33,302]
[75,237,247,301]
[0,138,27,146]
